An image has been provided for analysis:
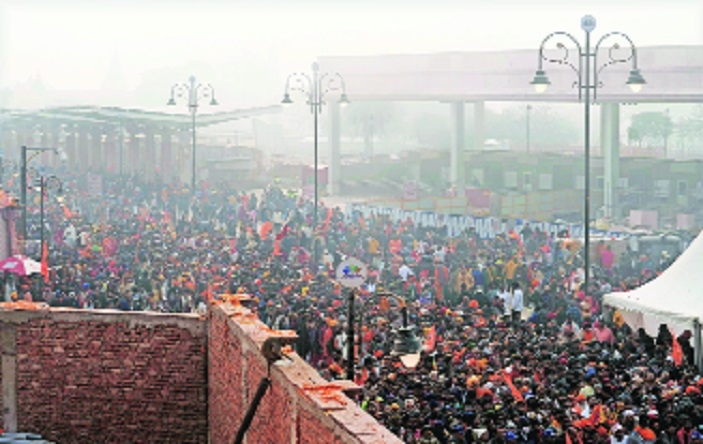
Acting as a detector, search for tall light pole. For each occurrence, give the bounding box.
[281,62,349,264]
[530,15,646,297]
[20,145,67,245]
[526,104,532,153]
[35,175,62,260]
[167,75,218,191]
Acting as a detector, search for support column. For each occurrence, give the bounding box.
[129,132,140,177]
[78,129,90,172]
[472,101,485,151]
[49,126,61,171]
[64,128,77,172]
[328,100,341,196]
[39,129,50,167]
[103,134,116,174]
[178,131,190,185]
[450,102,465,189]
[363,116,374,161]
[161,128,173,183]
[91,129,103,172]
[601,103,621,220]
[144,128,156,182]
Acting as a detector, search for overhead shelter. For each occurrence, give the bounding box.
[0,104,281,178]
[0,104,281,130]
[604,231,703,368]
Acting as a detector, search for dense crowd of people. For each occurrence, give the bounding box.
[6,172,703,443]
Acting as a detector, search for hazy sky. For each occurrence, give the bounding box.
[1,0,702,107]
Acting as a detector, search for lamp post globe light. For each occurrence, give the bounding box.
[530,15,645,298]
[281,62,349,266]
[167,75,218,192]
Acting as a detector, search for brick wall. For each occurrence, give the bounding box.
[209,301,401,444]
[0,309,207,443]
[0,302,400,444]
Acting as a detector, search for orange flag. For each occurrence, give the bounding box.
[323,208,333,233]
[62,205,73,219]
[40,242,49,283]
[672,329,683,366]
[259,221,273,239]
[503,374,524,402]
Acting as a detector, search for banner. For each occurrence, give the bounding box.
[346,204,630,240]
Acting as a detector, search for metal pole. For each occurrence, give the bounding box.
[20,145,27,244]
[583,29,592,298]
[346,289,355,381]
[191,108,197,192]
[312,65,320,267]
[190,75,198,193]
[526,105,532,154]
[39,177,44,261]
[233,376,271,444]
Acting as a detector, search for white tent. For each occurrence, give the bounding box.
[604,231,703,366]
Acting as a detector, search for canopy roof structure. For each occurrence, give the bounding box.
[604,231,703,364]
[0,105,281,130]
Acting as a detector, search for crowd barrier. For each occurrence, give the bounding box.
[347,203,630,240]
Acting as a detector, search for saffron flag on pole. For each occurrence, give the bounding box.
[41,242,49,283]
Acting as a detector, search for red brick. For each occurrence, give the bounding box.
[5,312,207,444]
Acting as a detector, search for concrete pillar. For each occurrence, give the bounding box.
[91,129,103,172]
[363,116,374,161]
[38,130,50,168]
[177,131,190,185]
[161,128,173,183]
[64,129,77,171]
[328,100,342,196]
[49,127,61,171]
[103,134,116,174]
[78,129,90,172]
[144,129,156,181]
[473,101,485,151]
[601,103,620,219]
[128,132,140,177]
[450,102,465,189]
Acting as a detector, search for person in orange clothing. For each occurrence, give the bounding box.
[367,236,380,256]
[504,256,520,281]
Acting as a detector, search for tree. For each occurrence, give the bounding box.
[484,106,578,150]
[627,111,673,148]
[342,101,395,138]
[413,113,450,149]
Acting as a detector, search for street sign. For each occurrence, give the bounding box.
[335,257,369,289]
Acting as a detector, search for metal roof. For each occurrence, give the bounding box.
[0,105,281,129]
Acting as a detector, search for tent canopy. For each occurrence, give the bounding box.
[604,231,703,338]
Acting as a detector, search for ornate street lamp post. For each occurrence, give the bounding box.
[530,15,646,297]
[167,76,218,191]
